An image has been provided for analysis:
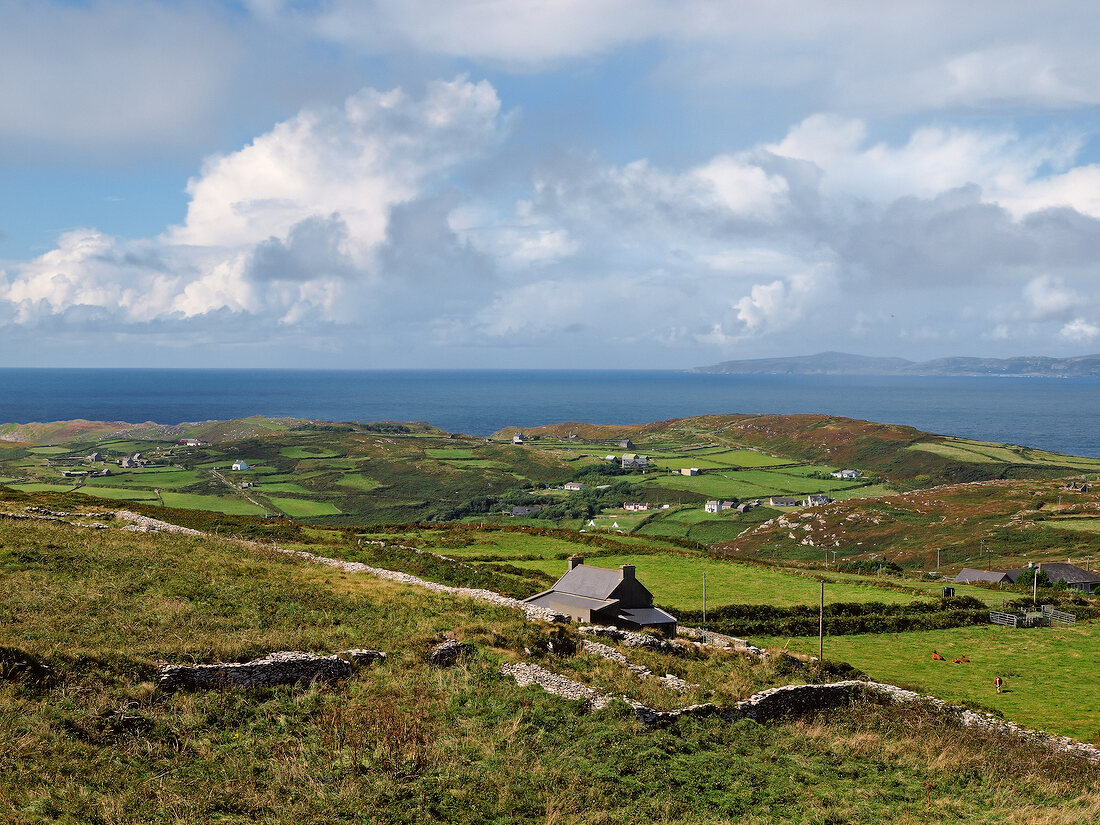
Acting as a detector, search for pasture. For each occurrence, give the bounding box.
[769,622,1100,742]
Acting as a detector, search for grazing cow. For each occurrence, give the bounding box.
[951,658,962,664]
[931,650,945,661]
[959,656,970,663]
[994,675,1003,693]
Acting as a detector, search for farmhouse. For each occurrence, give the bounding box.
[512,433,525,444]
[86,452,103,462]
[704,500,737,513]
[623,502,649,511]
[232,459,250,471]
[619,439,634,449]
[805,495,834,507]
[681,467,699,476]
[523,556,677,636]
[563,481,586,491]
[831,469,861,479]
[621,453,649,469]
[769,496,800,507]
[955,562,1100,593]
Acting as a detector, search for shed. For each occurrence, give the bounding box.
[523,556,677,636]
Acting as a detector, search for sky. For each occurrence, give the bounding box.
[3,1,1100,368]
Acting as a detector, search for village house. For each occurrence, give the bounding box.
[831,469,861,479]
[523,556,677,636]
[511,505,546,517]
[619,439,634,450]
[178,438,203,447]
[512,433,525,444]
[86,452,103,463]
[704,500,737,513]
[621,453,649,470]
[769,496,800,507]
[563,481,586,491]
[680,467,700,476]
[623,502,649,511]
[805,495,834,507]
[954,562,1100,593]
[232,459,250,471]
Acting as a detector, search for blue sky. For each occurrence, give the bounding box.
[3,1,1100,368]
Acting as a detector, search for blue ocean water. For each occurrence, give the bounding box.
[0,368,1097,457]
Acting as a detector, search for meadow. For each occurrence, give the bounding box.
[3,514,1099,823]
[769,622,1100,742]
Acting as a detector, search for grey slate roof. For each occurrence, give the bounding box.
[550,565,625,600]
[1027,562,1100,585]
[953,568,1011,584]
[617,606,677,626]
[524,592,618,612]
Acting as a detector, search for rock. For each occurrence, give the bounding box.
[158,651,355,691]
[338,649,387,667]
[427,639,473,667]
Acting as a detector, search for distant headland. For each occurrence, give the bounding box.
[694,351,1100,377]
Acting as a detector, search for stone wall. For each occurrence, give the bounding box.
[158,649,385,691]
[499,662,1100,762]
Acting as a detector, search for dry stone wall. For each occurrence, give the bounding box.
[158,649,385,691]
[499,663,1100,762]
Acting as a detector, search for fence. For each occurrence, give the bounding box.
[1041,604,1077,624]
[989,610,1019,628]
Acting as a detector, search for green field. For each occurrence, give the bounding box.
[88,469,203,489]
[655,450,798,470]
[27,446,72,455]
[770,623,1100,742]
[335,473,382,491]
[256,482,315,494]
[279,445,343,459]
[4,482,78,493]
[505,553,929,610]
[425,448,478,459]
[908,438,1100,470]
[75,486,159,501]
[268,496,342,517]
[642,473,779,499]
[159,491,267,515]
[1037,517,1100,534]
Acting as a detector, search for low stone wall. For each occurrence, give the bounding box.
[115,510,205,536]
[577,625,679,652]
[158,649,385,691]
[581,640,695,693]
[499,663,1100,762]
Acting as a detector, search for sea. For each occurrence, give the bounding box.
[1,368,1099,458]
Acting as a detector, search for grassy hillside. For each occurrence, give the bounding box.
[3,511,1100,823]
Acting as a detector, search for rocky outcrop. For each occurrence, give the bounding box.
[158,649,384,691]
[576,625,679,652]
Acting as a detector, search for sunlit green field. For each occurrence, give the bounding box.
[505,553,929,610]
[158,492,266,515]
[267,496,341,517]
[768,623,1100,742]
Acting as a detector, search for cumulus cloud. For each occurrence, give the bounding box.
[0,77,506,338]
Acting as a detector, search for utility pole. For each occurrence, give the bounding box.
[937,548,940,570]
[818,580,825,662]
[702,570,707,625]
[1033,563,1039,606]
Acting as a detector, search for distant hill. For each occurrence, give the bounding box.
[695,351,1100,377]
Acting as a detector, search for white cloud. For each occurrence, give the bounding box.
[1061,318,1100,342]
[1022,275,1079,321]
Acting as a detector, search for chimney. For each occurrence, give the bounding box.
[568,555,584,571]
[620,564,635,581]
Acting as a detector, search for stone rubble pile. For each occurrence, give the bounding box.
[581,640,696,693]
[158,648,386,691]
[678,626,767,657]
[115,510,205,536]
[499,662,613,710]
[576,625,678,652]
